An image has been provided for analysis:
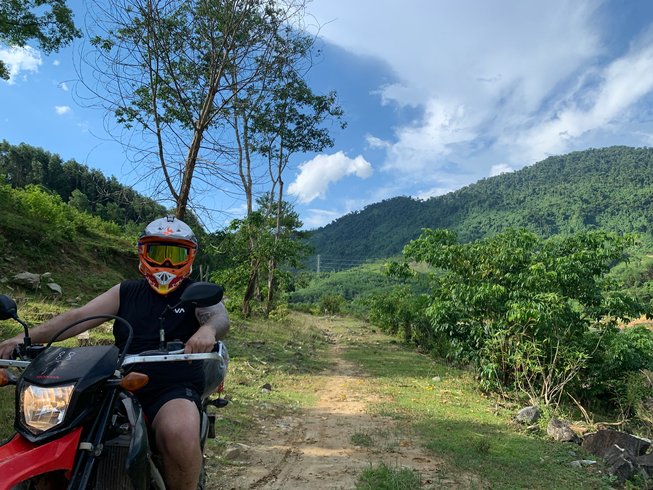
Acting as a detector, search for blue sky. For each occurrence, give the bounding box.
[3,1,653,230]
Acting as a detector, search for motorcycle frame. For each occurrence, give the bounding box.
[0,348,226,490]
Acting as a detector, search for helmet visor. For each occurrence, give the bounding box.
[143,243,190,266]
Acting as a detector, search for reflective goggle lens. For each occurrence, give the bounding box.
[145,244,190,265]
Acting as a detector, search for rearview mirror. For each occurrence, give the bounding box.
[0,295,17,321]
[180,282,224,308]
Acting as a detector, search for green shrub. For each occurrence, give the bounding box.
[268,304,290,322]
[401,228,651,405]
[15,185,76,239]
[6,185,122,242]
[319,293,345,315]
[580,325,653,410]
[616,370,653,420]
[366,286,431,344]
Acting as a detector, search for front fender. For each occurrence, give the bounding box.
[0,427,82,490]
[126,397,150,489]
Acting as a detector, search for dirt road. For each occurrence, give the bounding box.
[205,336,443,489]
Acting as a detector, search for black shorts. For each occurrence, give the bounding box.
[136,385,202,424]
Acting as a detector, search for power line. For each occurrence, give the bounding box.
[312,254,385,272]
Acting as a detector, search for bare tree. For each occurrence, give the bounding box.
[81,0,346,316]
[81,0,307,220]
[252,65,344,311]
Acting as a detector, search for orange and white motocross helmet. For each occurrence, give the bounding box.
[138,215,198,294]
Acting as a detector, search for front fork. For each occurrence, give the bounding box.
[67,387,120,489]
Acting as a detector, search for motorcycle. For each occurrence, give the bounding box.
[0,281,229,489]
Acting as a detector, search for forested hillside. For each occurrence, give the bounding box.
[309,146,653,262]
[0,140,167,228]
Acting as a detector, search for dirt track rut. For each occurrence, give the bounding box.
[206,340,442,489]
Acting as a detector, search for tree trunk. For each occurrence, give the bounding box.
[265,151,284,312]
[242,264,258,317]
[176,128,203,220]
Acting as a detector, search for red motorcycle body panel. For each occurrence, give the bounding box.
[0,427,82,489]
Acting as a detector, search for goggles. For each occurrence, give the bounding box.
[142,243,191,266]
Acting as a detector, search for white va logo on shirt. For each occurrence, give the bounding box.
[174,307,186,314]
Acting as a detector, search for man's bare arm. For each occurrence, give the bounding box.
[185,302,230,354]
[0,284,121,359]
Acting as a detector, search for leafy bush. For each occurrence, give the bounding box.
[616,370,653,422]
[400,228,650,405]
[581,326,653,409]
[268,303,290,322]
[15,185,77,239]
[4,184,123,242]
[366,285,431,345]
[318,293,345,315]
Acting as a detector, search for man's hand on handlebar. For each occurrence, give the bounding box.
[184,325,217,354]
[0,336,21,360]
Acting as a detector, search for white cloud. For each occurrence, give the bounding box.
[309,0,609,180]
[310,1,600,107]
[52,59,60,66]
[59,81,69,91]
[288,151,373,203]
[365,134,389,149]
[302,208,343,229]
[0,46,42,84]
[415,186,454,201]
[55,105,71,115]
[382,98,478,173]
[511,32,653,163]
[490,164,515,177]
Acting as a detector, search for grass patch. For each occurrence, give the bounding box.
[351,431,375,447]
[210,312,330,447]
[356,462,422,490]
[0,390,14,441]
[343,332,614,489]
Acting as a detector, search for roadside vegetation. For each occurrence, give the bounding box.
[6,1,653,487]
[212,314,616,488]
[1,305,616,487]
[293,229,653,439]
[3,179,653,486]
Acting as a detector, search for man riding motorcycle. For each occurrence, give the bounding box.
[0,216,229,490]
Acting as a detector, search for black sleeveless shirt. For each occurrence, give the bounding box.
[114,278,204,394]
[114,278,200,353]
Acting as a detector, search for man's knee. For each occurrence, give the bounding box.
[153,399,201,451]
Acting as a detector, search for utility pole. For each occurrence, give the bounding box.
[317,254,321,273]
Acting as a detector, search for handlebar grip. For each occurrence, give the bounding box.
[11,345,21,360]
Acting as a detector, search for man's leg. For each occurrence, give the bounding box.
[152,398,202,490]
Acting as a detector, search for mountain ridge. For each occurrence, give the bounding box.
[308,146,653,262]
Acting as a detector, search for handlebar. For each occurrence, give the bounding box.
[122,342,227,368]
[0,359,30,369]
[0,341,228,371]
[122,351,225,367]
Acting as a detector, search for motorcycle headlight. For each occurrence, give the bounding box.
[20,383,75,434]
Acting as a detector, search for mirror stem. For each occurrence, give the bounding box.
[158,302,181,351]
[15,317,31,348]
